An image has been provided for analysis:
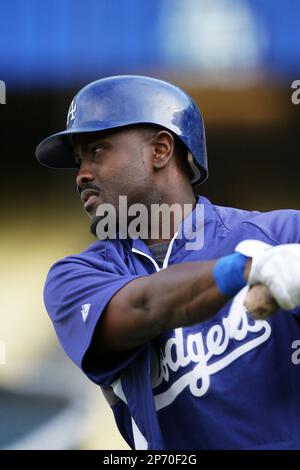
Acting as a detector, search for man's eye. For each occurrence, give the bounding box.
[92,146,103,154]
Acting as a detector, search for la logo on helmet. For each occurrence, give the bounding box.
[67,99,77,126]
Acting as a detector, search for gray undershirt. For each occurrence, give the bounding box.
[148,242,170,268]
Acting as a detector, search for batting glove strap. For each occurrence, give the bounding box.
[214,252,249,297]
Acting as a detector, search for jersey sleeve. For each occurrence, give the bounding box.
[44,252,145,386]
[242,209,300,245]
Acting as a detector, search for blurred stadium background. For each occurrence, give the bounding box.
[1,0,300,450]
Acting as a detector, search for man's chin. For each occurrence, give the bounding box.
[90,216,101,237]
[90,215,123,240]
[90,215,134,241]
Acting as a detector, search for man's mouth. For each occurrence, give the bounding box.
[80,189,100,210]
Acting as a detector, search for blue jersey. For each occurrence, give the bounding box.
[44,196,300,450]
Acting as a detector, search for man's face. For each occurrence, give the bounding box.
[73,126,158,234]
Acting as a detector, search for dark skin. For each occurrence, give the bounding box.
[74,126,251,357]
[73,126,195,242]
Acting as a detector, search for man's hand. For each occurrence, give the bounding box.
[236,240,300,317]
[249,243,300,309]
[244,284,278,320]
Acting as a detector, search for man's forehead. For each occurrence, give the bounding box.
[71,125,159,148]
[71,129,118,146]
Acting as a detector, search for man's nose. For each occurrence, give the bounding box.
[75,160,95,187]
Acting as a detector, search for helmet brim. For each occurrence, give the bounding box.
[36,122,134,169]
[36,122,208,185]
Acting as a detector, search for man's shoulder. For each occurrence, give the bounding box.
[202,195,300,245]
[51,240,107,269]
[212,202,260,231]
[240,208,300,244]
[211,199,300,244]
[47,239,130,276]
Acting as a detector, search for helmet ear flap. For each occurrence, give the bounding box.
[188,151,202,186]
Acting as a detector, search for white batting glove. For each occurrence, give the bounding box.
[235,240,300,310]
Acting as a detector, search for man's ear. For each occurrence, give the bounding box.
[151,130,174,169]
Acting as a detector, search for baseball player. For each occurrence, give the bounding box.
[36,76,300,450]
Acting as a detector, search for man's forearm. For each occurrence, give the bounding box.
[94,258,251,355]
[143,260,228,330]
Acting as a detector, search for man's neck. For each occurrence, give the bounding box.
[144,190,197,246]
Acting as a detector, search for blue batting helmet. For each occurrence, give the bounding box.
[35,75,208,185]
